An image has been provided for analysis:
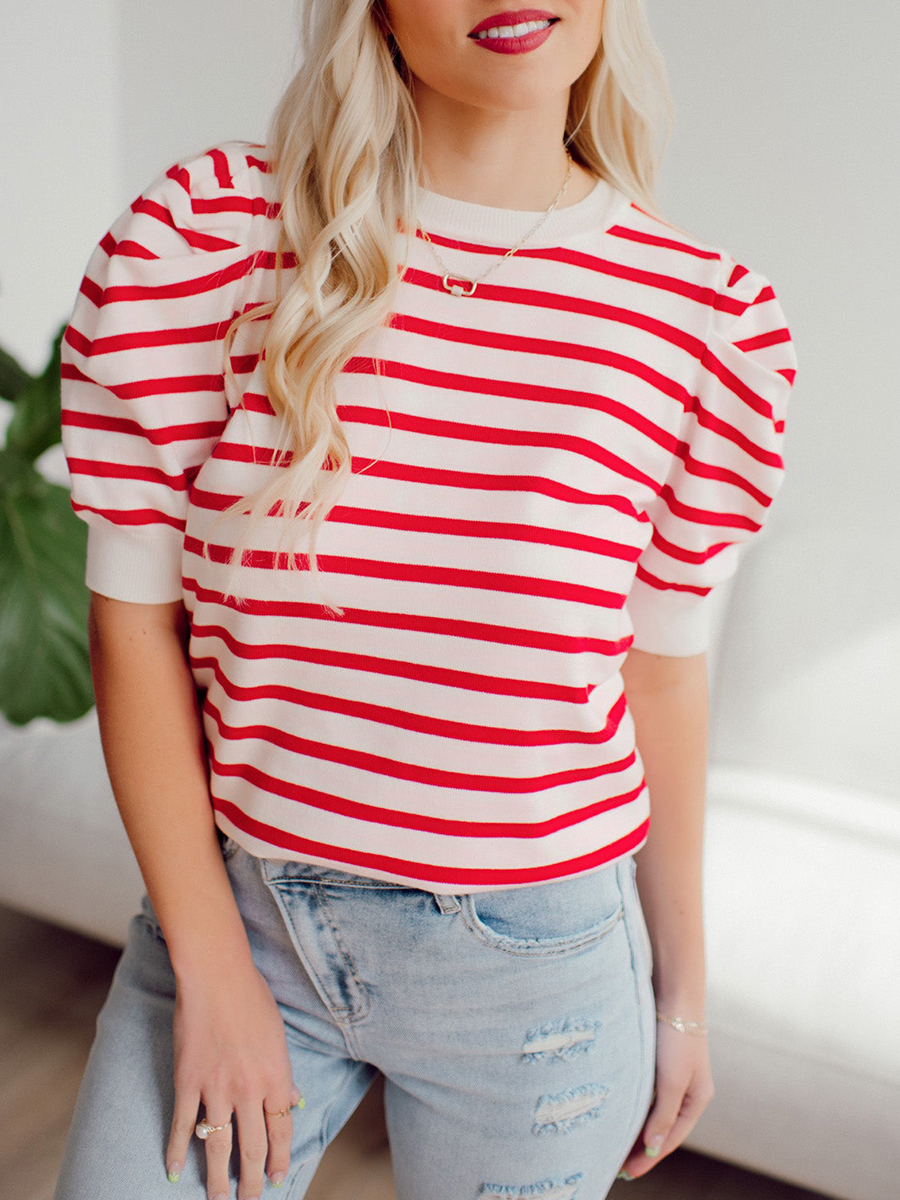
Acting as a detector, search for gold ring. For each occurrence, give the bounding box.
[264,1097,305,1117]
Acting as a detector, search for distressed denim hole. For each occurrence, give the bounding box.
[478,1172,584,1200]
[522,1017,602,1063]
[533,1084,609,1136]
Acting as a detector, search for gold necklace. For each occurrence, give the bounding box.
[416,151,574,297]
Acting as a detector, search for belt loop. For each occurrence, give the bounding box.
[434,892,461,915]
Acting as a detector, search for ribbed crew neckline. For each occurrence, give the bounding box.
[413,174,628,246]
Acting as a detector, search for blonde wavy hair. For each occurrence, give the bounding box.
[205,0,673,610]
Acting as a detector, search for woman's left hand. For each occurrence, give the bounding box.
[617,1021,715,1180]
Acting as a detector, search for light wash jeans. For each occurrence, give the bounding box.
[54,830,657,1200]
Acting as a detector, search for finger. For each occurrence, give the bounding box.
[166,1084,200,1183]
[263,1091,300,1186]
[200,1102,234,1200]
[657,1097,711,1157]
[618,1076,686,1179]
[642,1073,685,1157]
[621,1079,714,1178]
[235,1101,269,1200]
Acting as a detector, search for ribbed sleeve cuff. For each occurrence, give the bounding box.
[625,578,715,656]
[85,523,184,603]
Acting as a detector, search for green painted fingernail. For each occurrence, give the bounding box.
[644,1144,660,1157]
[617,1170,633,1180]
[167,1170,180,1182]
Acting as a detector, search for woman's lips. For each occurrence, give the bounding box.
[468,15,559,55]
[468,9,557,36]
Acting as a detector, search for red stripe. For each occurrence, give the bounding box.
[751,284,776,307]
[109,239,157,261]
[70,499,184,530]
[64,318,234,358]
[673,440,773,506]
[86,252,256,304]
[129,196,178,236]
[192,195,272,221]
[189,488,641,564]
[130,197,242,253]
[66,458,186,490]
[398,267,709,357]
[608,224,721,260]
[733,327,792,354]
[634,564,710,597]
[211,443,649,522]
[61,361,224,402]
[232,246,295,269]
[213,795,650,886]
[659,483,762,532]
[381,313,773,437]
[206,699,638,793]
[166,163,192,195]
[184,536,627,610]
[690,395,783,470]
[239,392,278,415]
[195,629,587,705]
[228,352,261,375]
[207,726,640,815]
[192,640,628,739]
[62,408,226,446]
[410,229,722,312]
[649,528,730,565]
[183,578,633,657]
[207,147,234,189]
[331,400,659,491]
[543,245,725,309]
[77,275,103,307]
[349,366,679,456]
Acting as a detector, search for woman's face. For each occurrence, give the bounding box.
[379,3,605,114]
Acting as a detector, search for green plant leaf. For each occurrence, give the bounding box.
[4,325,65,463]
[0,343,33,403]
[0,449,93,725]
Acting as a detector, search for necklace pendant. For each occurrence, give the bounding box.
[442,273,477,297]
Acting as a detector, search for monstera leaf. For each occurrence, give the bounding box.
[0,327,93,724]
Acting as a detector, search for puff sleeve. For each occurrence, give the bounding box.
[625,255,799,655]
[60,141,261,603]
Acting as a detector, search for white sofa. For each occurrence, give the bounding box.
[1,438,897,1200]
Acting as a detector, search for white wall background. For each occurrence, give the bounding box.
[647,0,900,531]
[3,1,897,794]
[643,1,899,797]
[0,0,298,374]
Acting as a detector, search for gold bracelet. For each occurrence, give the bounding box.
[656,1010,708,1036]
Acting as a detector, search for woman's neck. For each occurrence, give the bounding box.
[412,78,592,210]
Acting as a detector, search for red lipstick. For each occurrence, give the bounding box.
[468,10,559,55]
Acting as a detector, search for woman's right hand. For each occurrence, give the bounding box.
[165,959,301,1199]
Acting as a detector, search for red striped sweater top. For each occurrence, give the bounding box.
[60,139,798,893]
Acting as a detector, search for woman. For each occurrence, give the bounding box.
[55,1,797,1198]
